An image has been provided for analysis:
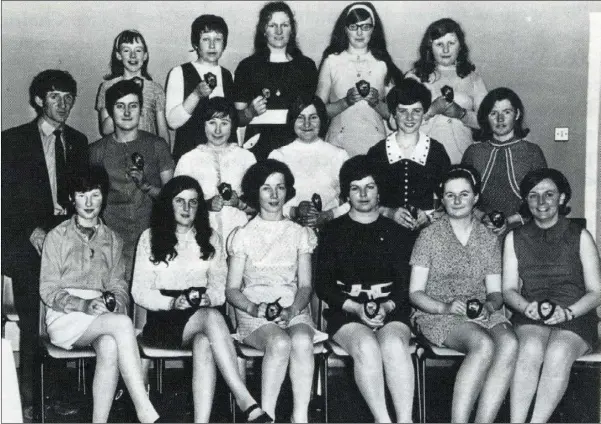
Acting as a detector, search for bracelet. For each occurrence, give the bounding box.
[565,307,575,321]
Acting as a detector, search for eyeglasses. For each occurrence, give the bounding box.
[347,23,374,32]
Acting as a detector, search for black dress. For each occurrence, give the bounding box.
[233,53,318,160]
[315,214,413,335]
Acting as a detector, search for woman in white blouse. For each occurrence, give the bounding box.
[174,97,256,250]
[268,95,349,229]
[131,176,271,423]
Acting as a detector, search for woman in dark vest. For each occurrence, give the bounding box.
[166,14,237,164]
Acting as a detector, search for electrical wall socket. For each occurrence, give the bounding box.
[555,127,569,142]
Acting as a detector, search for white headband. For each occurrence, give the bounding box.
[347,4,375,25]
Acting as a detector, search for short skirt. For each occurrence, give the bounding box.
[46,289,102,350]
[325,306,412,336]
[512,311,598,353]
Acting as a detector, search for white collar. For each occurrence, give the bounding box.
[385,131,431,166]
[38,117,62,137]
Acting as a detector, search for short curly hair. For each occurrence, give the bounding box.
[29,69,77,114]
[518,168,572,218]
[241,159,296,211]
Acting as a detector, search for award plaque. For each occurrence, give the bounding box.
[261,88,271,100]
[466,299,483,319]
[131,152,145,171]
[103,291,116,312]
[538,299,556,320]
[265,298,283,321]
[364,298,380,319]
[406,204,419,220]
[441,85,454,102]
[356,80,370,97]
[218,182,233,201]
[204,72,217,89]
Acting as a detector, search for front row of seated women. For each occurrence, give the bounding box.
[39,159,600,423]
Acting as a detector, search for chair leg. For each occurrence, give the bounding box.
[324,356,329,423]
[81,359,87,395]
[158,359,164,395]
[413,353,423,424]
[421,356,427,423]
[40,359,45,424]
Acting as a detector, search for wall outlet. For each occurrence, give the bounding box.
[555,127,569,142]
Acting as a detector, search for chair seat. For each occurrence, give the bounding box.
[41,337,96,359]
[137,336,192,358]
[428,346,465,357]
[236,341,327,358]
[576,348,601,363]
[327,340,418,357]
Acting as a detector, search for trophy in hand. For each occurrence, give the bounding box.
[204,72,217,90]
[406,204,419,220]
[131,152,145,171]
[487,210,506,228]
[311,193,322,212]
[356,80,371,97]
[103,291,116,312]
[364,297,380,319]
[441,85,454,102]
[218,182,233,201]
[466,299,483,319]
[186,287,207,308]
[265,297,283,321]
[538,299,556,320]
[261,88,271,101]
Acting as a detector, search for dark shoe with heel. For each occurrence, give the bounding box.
[243,404,273,423]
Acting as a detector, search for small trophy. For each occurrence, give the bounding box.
[406,204,419,220]
[186,287,207,308]
[218,182,233,201]
[261,88,271,100]
[204,72,217,89]
[311,193,322,212]
[103,291,116,312]
[466,299,483,319]
[131,76,145,90]
[265,297,283,321]
[131,152,145,171]
[441,85,454,102]
[356,80,371,97]
[538,299,556,320]
[488,210,506,228]
[364,297,380,319]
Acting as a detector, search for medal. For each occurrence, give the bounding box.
[466,299,483,319]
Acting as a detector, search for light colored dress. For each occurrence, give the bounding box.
[410,215,510,346]
[174,143,256,250]
[227,216,328,343]
[268,138,349,218]
[318,51,388,157]
[406,67,487,164]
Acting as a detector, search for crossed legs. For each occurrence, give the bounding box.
[511,325,589,423]
[74,313,159,423]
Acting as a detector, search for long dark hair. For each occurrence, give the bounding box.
[149,176,215,265]
[319,2,403,86]
[105,29,153,80]
[412,18,475,82]
[253,2,302,59]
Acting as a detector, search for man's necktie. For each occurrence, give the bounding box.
[54,130,69,208]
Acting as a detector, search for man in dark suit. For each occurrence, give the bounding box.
[1,69,89,419]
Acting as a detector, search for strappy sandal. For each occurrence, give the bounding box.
[243,404,273,423]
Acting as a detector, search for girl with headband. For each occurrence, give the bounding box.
[316,2,403,157]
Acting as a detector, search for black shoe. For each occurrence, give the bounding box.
[243,404,273,423]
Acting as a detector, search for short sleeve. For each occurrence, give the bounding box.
[410,228,433,268]
[153,81,166,111]
[226,226,247,258]
[298,226,318,254]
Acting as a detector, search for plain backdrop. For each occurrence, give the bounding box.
[2,1,601,219]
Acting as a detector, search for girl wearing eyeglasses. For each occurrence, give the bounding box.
[316,1,403,157]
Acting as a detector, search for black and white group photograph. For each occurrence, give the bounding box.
[1,1,600,423]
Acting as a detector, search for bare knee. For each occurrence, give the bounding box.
[380,335,411,361]
[266,333,292,358]
[108,313,135,335]
[352,335,381,366]
[497,331,519,364]
[94,335,118,364]
[469,333,495,364]
[542,344,577,377]
[290,327,313,353]
[518,335,545,362]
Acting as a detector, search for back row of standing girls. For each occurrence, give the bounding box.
[95,2,489,165]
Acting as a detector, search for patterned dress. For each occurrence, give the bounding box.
[227,216,328,343]
[410,215,509,346]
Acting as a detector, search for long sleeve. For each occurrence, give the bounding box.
[39,229,87,313]
[314,224,348,309]
[206,232,227,306]
[463,73,488,129]
[131,230,175,311]
[105,234,130,314]
[165,66,192,129]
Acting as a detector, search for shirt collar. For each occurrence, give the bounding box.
[385,131,431,165]
[38,117,63,137]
